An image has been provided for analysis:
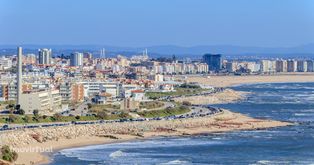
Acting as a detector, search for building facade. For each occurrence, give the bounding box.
[70,52,83,66]
[203,54,222,71]
[38,48,52,65]
[20,90,62,114]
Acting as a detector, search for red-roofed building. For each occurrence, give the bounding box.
[131,89,145,101]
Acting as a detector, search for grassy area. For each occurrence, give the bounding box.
[0,112,131,124]
[0,100,15,109]
[139,101,164,109]
[0,100,15,105]
[89,104,120,112]
[137,105,190,118]
[146,87,207,99]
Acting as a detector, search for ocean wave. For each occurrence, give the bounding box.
[159,160,190,165]
[252,160,290,165]
[109,150,125,159]
[295,113,310,116]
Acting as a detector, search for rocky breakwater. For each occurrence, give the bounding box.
[0,110,291,149]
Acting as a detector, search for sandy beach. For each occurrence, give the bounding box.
[174,89,249,105]
[184,73,314,87]
[0,109,292,165]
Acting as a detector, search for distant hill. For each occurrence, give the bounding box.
[0,44,314,59]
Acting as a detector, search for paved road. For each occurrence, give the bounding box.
[0,105,223,131]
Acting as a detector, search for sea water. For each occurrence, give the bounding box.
[49,83,314,165]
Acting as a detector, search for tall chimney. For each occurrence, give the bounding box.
[17,47,22,105]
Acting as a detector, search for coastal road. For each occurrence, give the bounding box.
[0,105,222,131]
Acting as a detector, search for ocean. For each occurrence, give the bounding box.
[48,83,314,165]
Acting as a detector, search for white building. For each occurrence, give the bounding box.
[131,90,146,101]
[0,56,12,70]
[81,81,120,98]
[20,90,62,114]
[261,60,276,73]
[154,74,164,82]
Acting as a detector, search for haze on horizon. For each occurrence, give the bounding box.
[0,0,314,48]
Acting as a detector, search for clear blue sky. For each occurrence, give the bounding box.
[0,0,313,47]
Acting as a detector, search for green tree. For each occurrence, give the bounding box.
[17,109,25,115]
[1,145,18,162]
[7,115,17,123]
[87,103,92,109]
[75,115,81,120]
[24,115,32,123]
[33,109,40,121]
[33,109,39,117]
[15,104,20,111]
[52,113,62,121]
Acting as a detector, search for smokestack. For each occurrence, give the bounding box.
[17,47,22,105]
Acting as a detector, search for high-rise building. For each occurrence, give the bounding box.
[260,60,276,73]
[38,48,52,65]
[307,60,314,72]
[226,62,237,72]
[202,54,222,71]
[287,60,297,72]
[276,60,287,72]
[70,52,83,66]
[297,60,307,72]
[195,63,209,73]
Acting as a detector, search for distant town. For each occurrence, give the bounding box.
[0,47,313,118]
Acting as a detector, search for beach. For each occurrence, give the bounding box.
[184,73,314,87]
[0,109,291,165]
[174,89,249,105]
[173,73,314,105]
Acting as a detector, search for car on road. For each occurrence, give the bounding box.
[1,125,9,130]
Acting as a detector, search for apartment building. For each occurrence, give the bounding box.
[20,90,62,114]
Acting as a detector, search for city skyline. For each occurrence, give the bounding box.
[0,0,314,47]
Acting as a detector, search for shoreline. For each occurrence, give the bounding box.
[2,76,311,165]
[1,109,292,165]
[183,74,314,87]
[174,88,250,105]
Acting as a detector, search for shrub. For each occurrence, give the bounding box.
[97,111,107,119]
[17,109,25,115]
[33,109,39,117]
[52,113,62,121]
[182,101,192,106]
[1,145,18,162]
[23,116,32,123]
[75,115,81,120]
[7,115,17,123]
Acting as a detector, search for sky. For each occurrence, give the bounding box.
[0,0,314,47]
